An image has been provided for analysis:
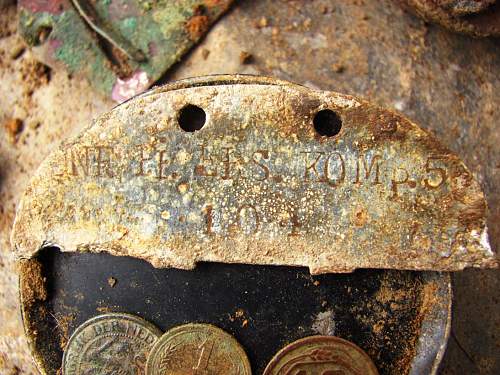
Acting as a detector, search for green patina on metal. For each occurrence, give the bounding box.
[18,0,234,101]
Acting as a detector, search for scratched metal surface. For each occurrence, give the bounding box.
[11,75,496,274]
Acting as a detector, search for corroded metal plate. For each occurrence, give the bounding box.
[11,75,497,273]
[18,0,233,101]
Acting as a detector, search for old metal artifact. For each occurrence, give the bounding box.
[400,0,500,36]
[145,323,251,375]
[263,335,379,375]
[11,75,496,273]
[13,75,497,374]
[17,0,234,101]
[62,313,162,375]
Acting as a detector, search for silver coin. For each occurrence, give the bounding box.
[62,313,162,375]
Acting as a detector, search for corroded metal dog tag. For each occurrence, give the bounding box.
[12,75,496,374]
[11,75,497,273]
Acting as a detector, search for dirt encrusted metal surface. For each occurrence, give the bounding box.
[11,75,497,274]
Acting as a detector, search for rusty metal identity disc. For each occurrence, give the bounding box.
[145,323,251,375]
[62,313,162,375]
[13,75,493,374]
[263,335,379,375]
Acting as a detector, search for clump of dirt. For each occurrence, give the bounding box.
[186,15,210,41]
[420,281,439,317]
[239,51,253,64]
[55,312,76,350]
[4,117,24,143]
[0,353,21,375]
[0,5,16,38]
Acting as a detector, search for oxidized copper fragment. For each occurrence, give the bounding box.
[145,323,251,375]
[11,75,497,274]
[62,313,162,375]
[18,0,234,101]
[263,335,379,375]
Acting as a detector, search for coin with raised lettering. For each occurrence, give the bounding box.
[145,323,251,375]
[263,335,379,375]
[62,313,162,375]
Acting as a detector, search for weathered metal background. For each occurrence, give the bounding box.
[11,76,496,274]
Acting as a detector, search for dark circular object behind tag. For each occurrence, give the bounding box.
[20,249,450,375]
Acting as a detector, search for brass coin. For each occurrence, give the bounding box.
[145,323,251,375]
[263,335,379,375]
[62,313,162,375]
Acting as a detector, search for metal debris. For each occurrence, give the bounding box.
[18,0,234,101]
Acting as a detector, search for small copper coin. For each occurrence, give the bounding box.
[145,323,251,375]
[62,313,162,375]
[263,335,379,375]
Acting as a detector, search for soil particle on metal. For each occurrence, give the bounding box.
[107,276,117,287]
[350,273,426,374]
[4,118,24,144]
[186,14,211,41]
[239,50,253,64]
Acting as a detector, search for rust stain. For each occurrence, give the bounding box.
[19,259,47,308]
[186,14,210,41]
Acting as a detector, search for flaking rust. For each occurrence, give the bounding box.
[11,75,498,274]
